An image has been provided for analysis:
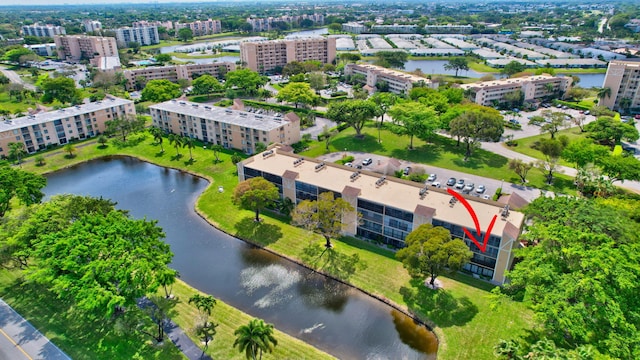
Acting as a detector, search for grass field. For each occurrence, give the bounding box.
[504,127,588,167]
[15,131,534,360]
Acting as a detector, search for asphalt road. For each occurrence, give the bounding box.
[0,299,71,360]
[0,66,36,91]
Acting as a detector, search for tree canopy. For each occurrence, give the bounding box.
[585,116,639,147]
[275,82,318,108]
[501,61,526,78]
[0,166,46,218]
[177,27,193,41]
[326,99,379,137]
[292,192,356,249]
[374,51,408,69]
[443,57,469,77]
[41,77,80,104]
[504,196,640,359]
[191,74,222,97]
[141,79,182,102]
[396,224,472,286]
[388,101,440,149]
[105,114,146,142]
[233,177,280,222]
[449,105,504,160]
[225,68,266,95]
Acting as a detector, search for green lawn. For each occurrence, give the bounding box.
[505,127,588,167]
[17,132,533,360]
[302,123,577,194]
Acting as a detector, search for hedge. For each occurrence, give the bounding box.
[554,100,591,111]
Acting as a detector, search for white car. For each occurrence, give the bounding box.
[475,185,486,194]
[362,158,373,166]
[431,181,441,188]
[427,174,437,182]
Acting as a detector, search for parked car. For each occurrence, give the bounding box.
[508,119,520,125]
[584,110,590,115]
[362,158,373,166]
[427,174,437,182]
[345,162,353,167]
[446,177,456,186]
[476,185,486,194]
[463,183,475,193]
[403,166,411,175]
[455,179,465,189]
[431,181,441,188]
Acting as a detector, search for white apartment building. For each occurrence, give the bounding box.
[123,62,236,90]
[115,26,159,47]
[175,19,222,37]
[22,23,65,37]
[240,37,336,74]
[600,59,640,113]
[344,63,436,95]
[149,100,301,154]
[424,24,473,34]
[0,97,134,156]
[459,75,572,106]
[82,20,102,33]
[342,22,367,34]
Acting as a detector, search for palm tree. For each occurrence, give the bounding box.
[168,133,183,157]
[182,136,195,161]
[543,83,555,99]
[233,319,278,360]
[211,144,223,163]
[188,294,217,324]
[619,97,632,115]
[597,87,612,100]
[8,142,26,164]
[149,127,164,152]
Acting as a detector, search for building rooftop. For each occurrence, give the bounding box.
[244,149,524,237]
[0,97,132,132]
[347,63,430,84]
[150,100,296,132]
[459,74,560,90]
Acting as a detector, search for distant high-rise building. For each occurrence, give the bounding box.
[246,13,324,32]
[115,26,159,47]
[600,59,640,113]
[175,19,222,37]
[22,23,65,38]
[240,37,336,74]
[54,35,118,62]
[82,20,102,33]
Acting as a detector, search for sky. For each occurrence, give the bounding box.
[0,0,233,5]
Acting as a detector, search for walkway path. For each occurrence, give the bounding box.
[0,299,71,360]
[0,66,36,91]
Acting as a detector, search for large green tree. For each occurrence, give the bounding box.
[177,27,193,41]
[585,116,639,147]
[7,142,26,164]
[504,197,640,359]
[443,57,469,77]
[233,177,280,222]
[0,166,46,218]
[374,51,408,69]
[275,82,317,108]
[141,79,182,102]
[326,99,378,137]
[225,68,266,95]
[396,224,472,287]
[501,61,526,78]
[449,105,504,160]
[191,74,222,97]
[370,92,398,143]
[561,138,609,168]
[41,77,80,104]
[599,154,640,183]
[292,192,357,249]
[536,137,566,184]
[105,114,146,142]
[388,101,440,149]
[233,318,278,360]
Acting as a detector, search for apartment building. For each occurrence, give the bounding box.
[459,75,572,106]
[114,26,159,47]
[132,20,174,30]
[0,97,135,156]
[344,63,436,94]
[22,23,65,37]
[600,59,640,112]
[53,35,118,62]
[246,14,325,33]
[240,37,336,73]
[342,22,366,34]
[424,24,473,34]
[82,20,102,33]
[149,100,301,154]
[123,62,235,90]
[370,24,418,34]
[26,43,56,57]
[238,146,525,284]
[175,19,222,37]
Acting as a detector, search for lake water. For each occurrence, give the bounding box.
[43,156,438,360]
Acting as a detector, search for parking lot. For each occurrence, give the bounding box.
[501,106,597,140]
[319,152,545,202]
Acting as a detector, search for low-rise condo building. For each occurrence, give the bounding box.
[238,146,525,284]
[0,97,135,156]
[175,19,222,36]
[459,75,572,106]
[344,63,436,94]
[123,62,235,90]
[149,100,301,154]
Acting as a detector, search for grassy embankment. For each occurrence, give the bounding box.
[15,125,536,360]
[504,127,587,167]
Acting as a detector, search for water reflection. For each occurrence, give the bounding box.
[391,310,439,355]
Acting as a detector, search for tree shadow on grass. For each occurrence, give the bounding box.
[170,154,183,161]
[183,158,196,166]
[400,278,478,328]
[233,217,283,246]
[331,133,385,153]
[154,150,164,157]
[389,143,443,164]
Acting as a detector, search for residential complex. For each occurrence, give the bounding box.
[459,75,573,106]
[344,63,436,94]
[114,25,159,47]
[0,97,134,156]
[149,100,301,154]
[424,24,473,33]
[53,35,118,63]
[240,37,336,74]
[175,19,222,37]
[21,23,65,37]
[238,146,525,284]
[123,62,235,90]
[342,22,366,34]
[246,14,324,32]
[82,20,102,33]
[600,59,640,113]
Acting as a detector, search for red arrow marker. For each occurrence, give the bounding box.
[446,188,497,253]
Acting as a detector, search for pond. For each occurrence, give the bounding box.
[43,156,438,360]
